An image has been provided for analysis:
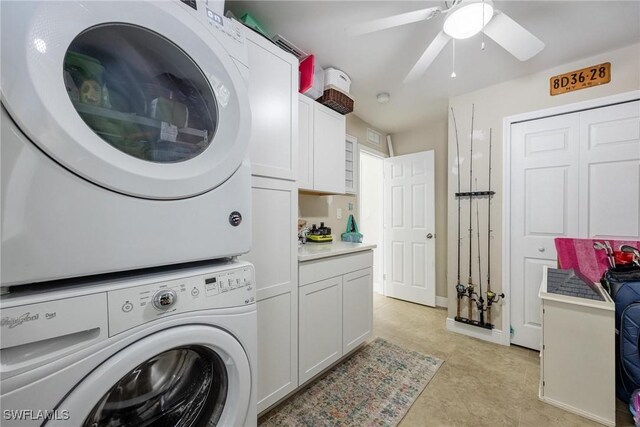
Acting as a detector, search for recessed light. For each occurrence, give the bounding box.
[377,93,390,104]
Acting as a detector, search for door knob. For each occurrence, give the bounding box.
[426,233,434,239]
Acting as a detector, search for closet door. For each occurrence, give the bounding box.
[510,114,581,350]
[579,101,640,239]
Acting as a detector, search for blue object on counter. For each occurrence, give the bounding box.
[341,214,363,243]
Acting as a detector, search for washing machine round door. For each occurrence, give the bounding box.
[48,326,252,426]
[1,1,250,200]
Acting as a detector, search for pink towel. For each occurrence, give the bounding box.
[554,238,640,283]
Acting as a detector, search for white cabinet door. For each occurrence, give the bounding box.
[510,114,581,350]
[299,276,342,384]
[579,101,640,239]
[240,176,298,413]
[245,31,298,181]
[257,293,297,413]
[313,103,346,194]
[298,95,314,190]
[241,177,297,299]
[342,267,373,354]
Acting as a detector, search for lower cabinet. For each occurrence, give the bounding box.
[240,177,298,414]
[299,276,343,384]
[298,250,373,386]
[257,293,297,412]
[342,269,373,354]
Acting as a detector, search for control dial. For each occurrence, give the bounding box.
[153,289,177,310]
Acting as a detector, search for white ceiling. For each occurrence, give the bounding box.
[227,1,640,133]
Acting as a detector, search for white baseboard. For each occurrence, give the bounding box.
[435,296,448,308]
[446,317,507,346]
[539,396,615,427]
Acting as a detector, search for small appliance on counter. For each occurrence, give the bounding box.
[306,222,332,243]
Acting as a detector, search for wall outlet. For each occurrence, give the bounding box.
[337,208,342,219]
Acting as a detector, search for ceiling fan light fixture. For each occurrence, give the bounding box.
[443,0,494,40]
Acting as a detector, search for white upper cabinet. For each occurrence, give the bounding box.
[246,30,298,181]
[297,94,346,194]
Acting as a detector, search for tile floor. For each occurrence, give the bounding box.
[372,294,633,426]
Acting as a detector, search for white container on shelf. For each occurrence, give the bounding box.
[324,68,351,94]
[303,64,324,100]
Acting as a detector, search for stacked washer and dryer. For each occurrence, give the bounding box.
[1,1,257,425]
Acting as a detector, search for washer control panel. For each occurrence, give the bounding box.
[107,264,254,336]
[204,9,245,46]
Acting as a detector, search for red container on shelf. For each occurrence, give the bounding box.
[299,55,324,99]
[299,54,315,93]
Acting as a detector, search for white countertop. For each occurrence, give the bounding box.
[298,241,377,262]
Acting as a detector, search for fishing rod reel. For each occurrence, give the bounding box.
[486,290,505,306]
[466,284,477,300]
[456,283,466,298]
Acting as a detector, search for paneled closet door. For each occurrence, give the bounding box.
[579,101,640,239]
[510,114,581,350]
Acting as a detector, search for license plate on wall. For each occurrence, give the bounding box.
[550,62,611,96]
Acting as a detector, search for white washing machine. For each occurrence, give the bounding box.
[1,1,253,286]
[0,260,257,426]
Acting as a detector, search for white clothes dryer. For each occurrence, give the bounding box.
[0,260,257,427]
[1,1,253,286]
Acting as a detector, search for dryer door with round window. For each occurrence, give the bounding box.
[1,1,250,200]
[51,326,252,426]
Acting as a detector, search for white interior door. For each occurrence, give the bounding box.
[383,151,436,307]
[510,99,640,350]
[579,101,640,239]
[510,115,580,350]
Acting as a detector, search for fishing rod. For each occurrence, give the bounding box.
[475,178,485,325]
[467,104,475,320]
[485,128,504,324]
[451,107,465,319]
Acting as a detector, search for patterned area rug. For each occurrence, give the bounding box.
[259,338,443,427]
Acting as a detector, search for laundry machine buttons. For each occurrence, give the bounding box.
[152,289,177,310]
[122,301,134,313]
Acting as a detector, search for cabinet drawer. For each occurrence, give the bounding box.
[299,250,373,286]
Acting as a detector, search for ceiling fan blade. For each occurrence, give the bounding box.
[348,7,441,36]
[404,30,451,83]
[483,11,545,61]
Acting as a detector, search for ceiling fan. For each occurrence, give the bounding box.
[349,0,545,82]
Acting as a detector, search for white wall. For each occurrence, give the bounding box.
[447,42,640,328]
[359,149,384,293]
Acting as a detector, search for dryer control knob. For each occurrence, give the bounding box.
[153,289,177,310]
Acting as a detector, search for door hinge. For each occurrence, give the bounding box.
[543,344,545,350]
[543,380,545,387]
